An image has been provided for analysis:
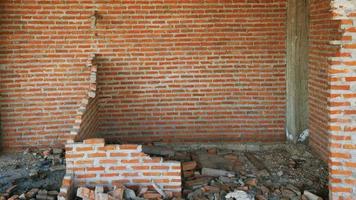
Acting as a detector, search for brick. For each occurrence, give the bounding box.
[122,159,139,164]
[110,153,129,157]
[87,167,105,171]
[66,153,84,159]
[144,158,162,163]
[100,173,119,177]
[143,172,161,176]
[75,160,94,165]
[77,174,96,179]
[119,144,139,150]
[112,180,130,185]
[98,145,117,151]
[109,166,127,170]
[151,166,169,170]
[84,138,105,144]
[88,153,106,158]
[132,166,150,170]
[99,159,118,164]
[76,147,93,152]
[121,172,139,177]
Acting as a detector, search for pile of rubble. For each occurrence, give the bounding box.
[143,144,328,200]
[76,183,174,200]
[0,148,65,200]
[0,143,328,200]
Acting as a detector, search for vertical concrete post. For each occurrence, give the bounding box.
[286,0,309,142]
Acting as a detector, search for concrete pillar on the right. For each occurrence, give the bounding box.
[286,0,309,143]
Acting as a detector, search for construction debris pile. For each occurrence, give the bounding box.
[0,143,328,200]
[143,144,328,200]
[76,182,175,200]
[0,148,65,200]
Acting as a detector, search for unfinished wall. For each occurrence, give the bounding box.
[71,55,100,142]
[329,0,356,198]
[308,0,342,161]
[63,138,181,198]
[0,1,287,149]
[97,0,287,143]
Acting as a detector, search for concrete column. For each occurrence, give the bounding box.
[286,0,309,142]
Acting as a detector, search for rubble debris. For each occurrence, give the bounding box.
[25,188,39,199]
[142,145,175,157]
[137,186,148,197]
[244,152,267,171]
[168,144,327,200]
[184,177,212,190]
[77,187,94,200]
[109,187,124,200]
[207,148,217,155]
[123,188,136,199]
[74,185,176,200]
[152,181,168,199]
[182,161,197,171]
[0,148,65,200]
[298,129,310,143]
[225,190,253,200]
[303,190,323,200]
[201,168,235,177]
[1,142,328,200]
[195,151,234,171]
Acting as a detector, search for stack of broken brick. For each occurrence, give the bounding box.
[75,183,174,200]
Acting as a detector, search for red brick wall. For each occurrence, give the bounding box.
[63,138,181,198]
[0,1,94,150]
[308,0,342,161]
[97,0,287,143]
[0,0,287,148]
[328,1,356,199]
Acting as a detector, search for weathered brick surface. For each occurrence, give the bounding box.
[63,138,181,195]
[328,1,356,199]
[0,0,287,149]
[309,0,342,161]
